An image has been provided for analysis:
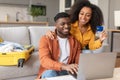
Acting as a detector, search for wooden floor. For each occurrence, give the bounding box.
[115,58,120,67]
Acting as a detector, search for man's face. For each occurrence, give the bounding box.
[55,17,71,38]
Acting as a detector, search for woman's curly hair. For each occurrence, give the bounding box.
[69,0,104,34]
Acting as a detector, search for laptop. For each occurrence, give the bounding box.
[77,52,117,80]
[46,52,117,80]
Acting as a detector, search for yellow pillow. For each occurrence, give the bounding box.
[0,37,4,43]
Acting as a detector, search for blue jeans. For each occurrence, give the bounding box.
[41,70,68,79]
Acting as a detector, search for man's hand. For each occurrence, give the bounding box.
[61,64,78,75]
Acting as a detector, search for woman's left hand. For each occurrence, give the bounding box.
[99,30,107,42]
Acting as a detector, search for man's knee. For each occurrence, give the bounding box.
[41,70,57,78]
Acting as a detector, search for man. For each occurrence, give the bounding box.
[37,12,81,79]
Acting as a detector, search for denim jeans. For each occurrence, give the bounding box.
[41,70,68,79]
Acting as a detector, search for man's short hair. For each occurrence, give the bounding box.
[54,12,70,22]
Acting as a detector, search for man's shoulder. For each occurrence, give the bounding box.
[69,35,77,40]
[40,35,49,42]
[40,35,55,42]
[69,35,81,44]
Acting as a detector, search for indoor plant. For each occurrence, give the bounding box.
[30,5,46,18]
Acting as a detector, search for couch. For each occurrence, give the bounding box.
[0,26,55,80]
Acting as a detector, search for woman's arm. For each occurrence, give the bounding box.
[99,30,107,42]
[89,31,107,50]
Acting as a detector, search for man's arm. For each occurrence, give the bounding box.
[75,40,81,64]
[39,36,62,71]
[61,63,78,74]
[61,39,81,75]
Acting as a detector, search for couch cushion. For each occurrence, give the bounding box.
[0,27,30,45]
[0,51,40,79]
[29,26,55,51]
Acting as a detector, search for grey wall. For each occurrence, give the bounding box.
[0,0,59,26]
[98,0,120,52]
[31,0,59,26]
[109,0,120,52]
[98,0,109,48]
[109,0,120,29]
[98,0,109,30]
[0,0,29,5]
[93,0,120,52]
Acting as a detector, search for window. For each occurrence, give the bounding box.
[65,0,71,8]
[59,0,76,12]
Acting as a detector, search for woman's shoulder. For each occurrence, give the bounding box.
[70,21,79,32]
[71,21,79,28]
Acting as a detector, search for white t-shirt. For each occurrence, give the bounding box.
[57,36,70,64]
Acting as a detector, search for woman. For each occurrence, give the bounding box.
[46,0,107,50]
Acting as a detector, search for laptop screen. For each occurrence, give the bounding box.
[77,52,117,80]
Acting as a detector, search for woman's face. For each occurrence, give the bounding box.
[78,6,92,26]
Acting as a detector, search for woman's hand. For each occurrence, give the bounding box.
[45,30,55,39]
[61,64,78,75]
[99,30,107,42]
